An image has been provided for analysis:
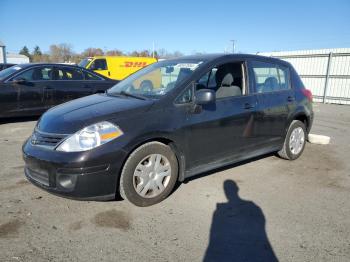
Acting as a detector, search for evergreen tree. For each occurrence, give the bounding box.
[19,46,31,61]
[33,46,42,56]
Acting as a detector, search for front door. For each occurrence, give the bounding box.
[11,66,53,115]
[184,61,259,169]
[0,81,20,117]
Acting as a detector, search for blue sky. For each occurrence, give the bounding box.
[1,0,350,55]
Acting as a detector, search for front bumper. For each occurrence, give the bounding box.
[22,138,128,200]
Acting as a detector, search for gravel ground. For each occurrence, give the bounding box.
[0,103,349,262]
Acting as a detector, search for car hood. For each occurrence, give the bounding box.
[37,94,154,134]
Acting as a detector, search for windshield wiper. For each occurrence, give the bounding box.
[118,91,147,100]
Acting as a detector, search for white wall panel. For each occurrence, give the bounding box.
[258,48,350,104]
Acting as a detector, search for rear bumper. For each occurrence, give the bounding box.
[22,139,128,200]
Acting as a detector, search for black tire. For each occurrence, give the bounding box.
[278,120,307,160]
[119,142,178,207]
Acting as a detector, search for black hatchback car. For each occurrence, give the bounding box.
[22,54,313,206]
[0,63,117,118]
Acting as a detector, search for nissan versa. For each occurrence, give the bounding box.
[22,54,313,206]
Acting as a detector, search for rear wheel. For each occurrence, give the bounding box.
[278,120,307,160]
[119,142,178,206]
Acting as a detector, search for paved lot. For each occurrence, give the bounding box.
[0,103,349,262]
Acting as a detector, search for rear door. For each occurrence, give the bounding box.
[248,60,295,146]
[52,66,93,104]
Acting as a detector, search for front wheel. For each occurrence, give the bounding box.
[278,120,307,160]
[119,142,178,206]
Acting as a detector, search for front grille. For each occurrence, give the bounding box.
[25,167,50,186]
[31,130,68,148]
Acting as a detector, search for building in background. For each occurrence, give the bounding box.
[0,51,30,64]
[258,48,350,105]
[2,53,30,64]
[0,41,30,64]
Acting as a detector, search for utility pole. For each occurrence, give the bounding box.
[152,41,155,58]
[230,40,236,54]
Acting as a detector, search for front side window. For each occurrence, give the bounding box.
[90,59,107,70]
[13,66,53,81]
[55,67,84,80]
[0,65,23,81]
[196,62,245,99]
[107,59,204,99]
[251,61,290,93]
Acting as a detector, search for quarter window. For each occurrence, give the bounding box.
[251,61,290,93]
[176,87,193,104]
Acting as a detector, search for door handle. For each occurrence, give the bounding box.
[287,96,295,102]
[244,103,255,109]
[108,71,110,76]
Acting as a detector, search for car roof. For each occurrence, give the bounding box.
[168,53,291,67]
[9,63,110,80]
[16,63,81,68]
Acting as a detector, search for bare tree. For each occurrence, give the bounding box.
[60,43,73,62]
[105,49,124,56]
[49,43,73,62]
[157,49,184,59]
[82,48,104,57]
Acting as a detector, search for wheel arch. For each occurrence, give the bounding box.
[286,110,311,136]
[121,135,186,185]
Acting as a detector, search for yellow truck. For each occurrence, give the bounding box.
[78,56,157,81]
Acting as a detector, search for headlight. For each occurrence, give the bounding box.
[56,121,123,152]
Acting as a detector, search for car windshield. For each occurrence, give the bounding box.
[78,58,93,68]
[0,65,24,81]
[107,59,204,99]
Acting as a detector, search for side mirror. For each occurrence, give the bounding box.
[13,78,27,85]
[194,89,216,105]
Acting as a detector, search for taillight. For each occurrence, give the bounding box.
[302,88,313,102]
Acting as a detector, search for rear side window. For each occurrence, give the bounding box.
[90,59,108,70]
[250,61,290,93]
[84,70,103,80]
[55,67,84,80]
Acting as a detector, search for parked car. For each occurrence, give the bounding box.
[0,63,16,71]
[79,56,157,80]
[23,54,313,206]
[0,63,118,118]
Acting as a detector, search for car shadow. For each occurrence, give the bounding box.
[203,180,278,262]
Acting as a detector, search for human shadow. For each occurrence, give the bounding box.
[204,180,278,262]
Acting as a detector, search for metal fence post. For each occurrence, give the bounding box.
[323,52,333,103]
